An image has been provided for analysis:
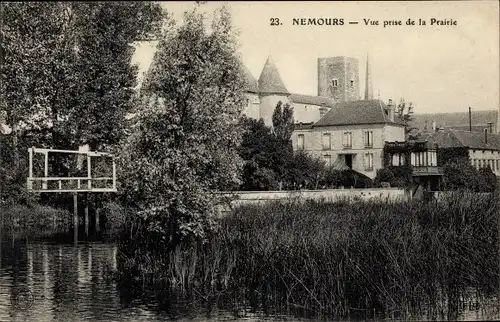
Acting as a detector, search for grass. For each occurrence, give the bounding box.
[116,192,500,320]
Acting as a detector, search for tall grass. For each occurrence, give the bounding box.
[117,192,500,320]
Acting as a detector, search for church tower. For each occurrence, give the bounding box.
[364,54,373,100]
[317,56,359,102]
[257,56,290,126]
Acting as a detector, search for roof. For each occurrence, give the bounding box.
[257,56,289,95]
[289,94,336,108]
[421,129,500,151]
[242,64,258,93]
[409,110,498,130]
[313,100,406,127]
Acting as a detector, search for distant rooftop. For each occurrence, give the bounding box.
[314,100,406,127]
[420,129,500,151]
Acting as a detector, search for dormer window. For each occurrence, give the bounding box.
[331,78,338,87]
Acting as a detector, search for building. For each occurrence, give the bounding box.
[317,56,360,102]
[242,55,362,127]
[292,99,406,179]
[421,129,500,177]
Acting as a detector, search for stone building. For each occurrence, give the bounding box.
[242,56,336,126]
[292,100,406,179]
[317,56,360,102]
[242,55,363,127]
[421,129,500,177]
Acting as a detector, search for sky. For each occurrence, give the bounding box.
[131,1,499,115]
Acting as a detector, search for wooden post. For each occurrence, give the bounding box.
[73,193,78,246]
[84,196,89,238]
[87,154,92,190]
[28,147,33,190]
[112,158,117,191]
[95,207,100,233]
[43,151,48,190]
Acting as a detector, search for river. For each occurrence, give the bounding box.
[0,241,498,321]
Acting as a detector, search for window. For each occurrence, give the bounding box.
[324,155,332,167]
[297,134,305,150]
[363,131,373,148]
[322,133,331,150]
[473,159,478,169]
[392,153,403,166]
[342,132,352,148]
[364,153,374,171]
[497,160,499,172]
[331,78,338,87]
[350,80,354,87]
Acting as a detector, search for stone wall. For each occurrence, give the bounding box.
[216,188,407,212]
[317,57,360,102]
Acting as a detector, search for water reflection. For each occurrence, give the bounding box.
[0,241,497,321]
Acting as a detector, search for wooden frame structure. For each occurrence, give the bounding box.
[27,147,117,193]
[26,147,117,245]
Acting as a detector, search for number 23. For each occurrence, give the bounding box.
[270,18,280,26]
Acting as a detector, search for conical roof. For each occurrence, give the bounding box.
[257,56,289,95]
[242,64,258,93]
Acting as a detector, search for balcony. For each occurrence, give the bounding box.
[412,166,443,176]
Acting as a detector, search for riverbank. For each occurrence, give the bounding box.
[116,192,500,320]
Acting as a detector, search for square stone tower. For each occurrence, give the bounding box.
[317,57,360,102]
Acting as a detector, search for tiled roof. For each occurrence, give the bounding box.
[421,129,500,151]
[410,110,498,130]
[289,94,336,108]
[313,100,406,127]
[242,64,258,93]
[257,56,289,95]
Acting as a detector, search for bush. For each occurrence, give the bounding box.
[0,204,71,240]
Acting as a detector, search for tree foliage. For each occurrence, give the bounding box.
[442,158,497,192]
[120,7,246,247]
[0,2,163,203]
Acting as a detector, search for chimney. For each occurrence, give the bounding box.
[484,128,488,144]
[469,106,472,132]
[487,122,493,134]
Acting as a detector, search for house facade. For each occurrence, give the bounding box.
[421,129,500,177]
[292,100,406,179]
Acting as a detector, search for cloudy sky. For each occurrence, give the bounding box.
[132,1,499,114]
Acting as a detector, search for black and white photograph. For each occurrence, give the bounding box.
[0,1,499,321]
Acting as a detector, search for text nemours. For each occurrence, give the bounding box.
[290,17,457,27]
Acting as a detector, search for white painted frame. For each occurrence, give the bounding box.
[27,147,117,193]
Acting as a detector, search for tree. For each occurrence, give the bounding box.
[0,2,164,170]
[272,101,294,143]
[121,7,246,247]
[0,2,164,205]
[396,98,418,136]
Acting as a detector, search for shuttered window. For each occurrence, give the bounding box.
[297,134,305,150]
[343,132,352,148]
[364,153,374,171]
[322,133,331,150]
[363,130,373,148]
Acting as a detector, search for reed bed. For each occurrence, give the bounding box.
[117,192,500,320]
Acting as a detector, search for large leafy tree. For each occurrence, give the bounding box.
[120,7,246,247]
[0,2,164,172]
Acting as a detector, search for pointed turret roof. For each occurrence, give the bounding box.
[242,64,258,93]
[258,56,289,95]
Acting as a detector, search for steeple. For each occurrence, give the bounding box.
[364,53,373,100]
[258,56,289,95]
